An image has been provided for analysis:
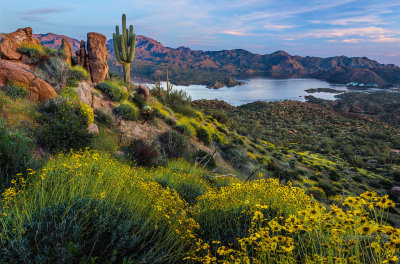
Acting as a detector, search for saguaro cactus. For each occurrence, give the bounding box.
[113,14,136,86]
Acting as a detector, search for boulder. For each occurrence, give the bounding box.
[0,27,41,60]
[0,60,57,101]
[88,123,99,134]
[87,32,109,83]
[138,84,150,101]
[76,81,93,106]
[59,37,72,65]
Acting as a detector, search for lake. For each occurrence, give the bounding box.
[143,78,396,106]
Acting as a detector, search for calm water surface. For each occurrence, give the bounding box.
[143,78,395,106]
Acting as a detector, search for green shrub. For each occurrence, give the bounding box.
[58,86,79,102]
[4,83,29,99]
[66,79,79,87]
[94,109,115,127]
[165,117,177,126]
[196,126,211,145]
[132,92,146,107]
[193,150,217,170]
[113,103,139,120]
[211,110,229,124]
[158,130,188,159]
[69,65,89,81]
[0,120,37,183]
[221,145,251,172]
[123,138,161,167]
[17,44,64,65]
[35,98,93,153]
[174,104,197,117]
[96,81,128,102]
[1,198,142,263]
[36,57,70,91]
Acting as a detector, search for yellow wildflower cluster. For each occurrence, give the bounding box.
[77,102,94,125]
[1,150,399,264]
[192,186,400,264]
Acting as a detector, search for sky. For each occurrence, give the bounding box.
[1,0,400,65]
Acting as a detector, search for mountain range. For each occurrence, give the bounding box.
[2,32,400,87]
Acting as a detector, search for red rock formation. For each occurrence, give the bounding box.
[87,32,109,83]
[59,37,72,65]
[75,40,86,67]
[0,27,41,60]
[0,60,57,101]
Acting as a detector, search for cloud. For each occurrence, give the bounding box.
[264,24,296,30]
[20,7,71,24]
[325,15,383,25]
[222,30,249,36]
[342,39,361,43]
[22,8,70,15]
[306,27,390,38]
[371,36,400,42]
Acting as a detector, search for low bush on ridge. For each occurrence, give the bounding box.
[96,81,128,102]
[35,98,93,153]
[113,103,139,120]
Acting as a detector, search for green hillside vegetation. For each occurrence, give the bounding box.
[192,100,400,201]
[1,44,400,263]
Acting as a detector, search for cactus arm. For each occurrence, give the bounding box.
[129,25,134,44]
[113,33,123,63]
[128,33,136,62]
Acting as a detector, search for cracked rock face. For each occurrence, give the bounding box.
[0,60,57,102]
[87,32,109,84]
[0,27,41,61]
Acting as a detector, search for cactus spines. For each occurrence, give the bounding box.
[113,14,136,86]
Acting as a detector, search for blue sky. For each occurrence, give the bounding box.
[1,0,400,65]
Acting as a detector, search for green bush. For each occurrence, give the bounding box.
[58,86,79,102]
[196,126,211,145]
[94,109,115,127]
[36,57,70,91]
[69,65,89,81]
[113,103,139,120]
[123,138,161,167]
[193,150,217,170]
[17,44,64,65]
[175,124,194,136]
[158,130,188,159]
[0,120,37,183]
[132,93,146,107]
[1,198,142,263]
[96,81,128,102]
[4,83,29,99]
[35,98,93,153]
[174,104,197,117]
[66,79,79,87]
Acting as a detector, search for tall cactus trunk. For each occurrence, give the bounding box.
[123,63,130,86]
[113,14,136,87]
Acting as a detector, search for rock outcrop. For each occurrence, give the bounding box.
[59,37,72,65]
[0,27,41,61]
[75,40,86,68]
[0,60,57,101]
[138,84,150,101]
[87,32,109,84]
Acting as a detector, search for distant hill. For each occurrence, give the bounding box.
[11,32,400,87]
